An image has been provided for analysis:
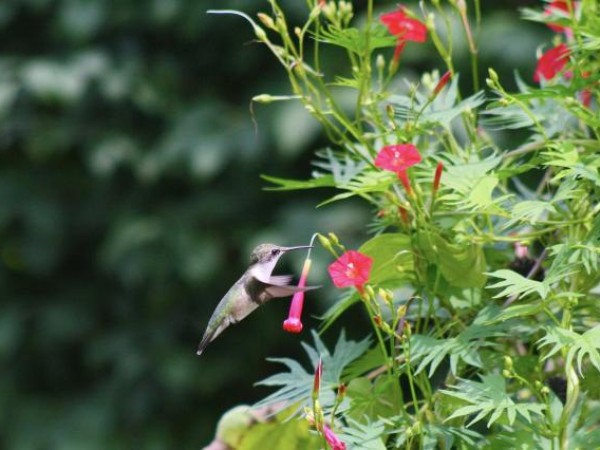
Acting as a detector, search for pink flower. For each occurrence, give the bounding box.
[323,424,346,450]
[328,250,373,294]
[433,71,452,95]
[283,258,312,334]
[380,7,427,63]
[375,144,422,195]
[534,44,569,83]
[544,0,571,33]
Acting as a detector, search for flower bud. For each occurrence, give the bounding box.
[488,68,499,84]
[503,356,513,370]
[257,13,276,30]
[252,94,275,103]
[253,25,267,42]
[376,54,385,73]
[327,232,340,246]
[502,369,512,378]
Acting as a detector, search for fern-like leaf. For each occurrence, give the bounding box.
[441,374,546,427]
[537,325,600,375]
[487,269,550,300]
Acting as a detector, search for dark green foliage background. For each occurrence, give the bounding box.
[0,0,545,447]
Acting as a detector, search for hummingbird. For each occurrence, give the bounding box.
[196,243,316,356]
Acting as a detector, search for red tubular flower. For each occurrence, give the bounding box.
[433,71,452,95]
[534,44,569,83]
[323,424,346,450]
[283,258,312,334]
[544,0,571,33]
[433,161,444,193]
[375,144,422,195]
[328,250,373,295]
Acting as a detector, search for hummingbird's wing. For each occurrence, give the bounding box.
[268,275,293,285]
[264,284,320,298]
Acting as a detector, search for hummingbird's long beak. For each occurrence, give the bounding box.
[282,245,312,252]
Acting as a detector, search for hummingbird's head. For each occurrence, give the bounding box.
[249,243,312,280]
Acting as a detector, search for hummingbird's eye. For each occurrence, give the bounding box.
[271,248,280,256]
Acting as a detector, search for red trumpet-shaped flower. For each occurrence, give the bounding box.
[534,44,569,83]
[380,8,427,42]
[283,258,312,334]
[380,6,427,63]
[328,250,373,295]
[375,144,422,195]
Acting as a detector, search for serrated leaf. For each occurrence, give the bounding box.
[410,318,505,377]
[537,325,600,376]
[487,269,550,300]
[254,331,369,412]
[484,301,544,324]
[317,25,397,54]
[441,374,545,427]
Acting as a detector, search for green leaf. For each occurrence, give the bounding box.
[254,331,369,412]
[487,269,550,300]
[484,301,544,324]
[537,325,600,375]
[411,310,506,376]
[441,374,546,427]
[417,230,487,288]
[261,173,335,190]
[341,418,387,450]
[317,25,396,54]
[358,233,413,286]
[503,200,557,228]
[346,375,399,422]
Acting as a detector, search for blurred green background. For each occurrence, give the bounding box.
[0,0,547,448]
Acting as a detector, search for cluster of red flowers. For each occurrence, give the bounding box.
[535,1,572,83]
[534,1,592,107]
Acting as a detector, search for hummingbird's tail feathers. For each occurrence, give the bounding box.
[195,316,233,357]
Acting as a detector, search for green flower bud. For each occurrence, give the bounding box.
[257,13,276,30]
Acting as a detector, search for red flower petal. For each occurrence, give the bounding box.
[380,7,427,43]
[544,0,571,33]
[533,44,569,83]
[328,250,373,289]
[375,144,422,174]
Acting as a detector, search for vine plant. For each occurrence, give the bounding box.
[206,1,600,449]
